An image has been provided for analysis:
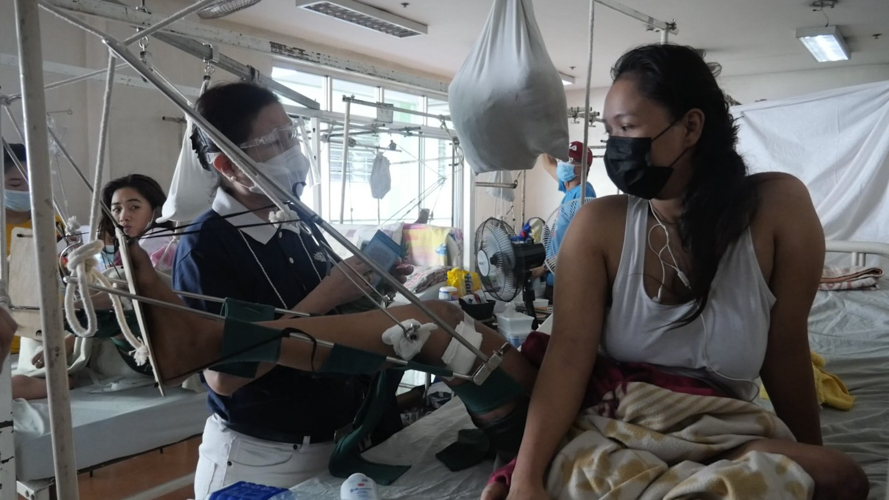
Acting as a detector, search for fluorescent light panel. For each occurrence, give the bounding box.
[796,25,850,62]
[198,0,261,19]
[296,0,427,38]
[559,73,575,86]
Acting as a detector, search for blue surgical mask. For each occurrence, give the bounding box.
[4,189,31,212]
[556,161,576,193]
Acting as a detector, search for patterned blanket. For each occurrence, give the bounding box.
[547,381,814,499]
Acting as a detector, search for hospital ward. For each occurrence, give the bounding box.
[1,0,889,499]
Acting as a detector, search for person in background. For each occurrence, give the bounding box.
[3,143,65,355]
[531,142,597,301]
[11,174,175,400]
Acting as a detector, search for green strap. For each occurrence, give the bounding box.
[320,344,386,375]
[451,367,526,415]
[213,298,280,378]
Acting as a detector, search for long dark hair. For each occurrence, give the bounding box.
[99,174,173,239]
[190,81,280,172]
[612,44,758,322]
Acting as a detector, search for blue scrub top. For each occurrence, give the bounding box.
[546,182,596,286]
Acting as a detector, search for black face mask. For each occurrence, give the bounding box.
[604,120,687,199]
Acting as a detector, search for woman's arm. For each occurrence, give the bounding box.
[758,175,824,445]
[509,201,612,494]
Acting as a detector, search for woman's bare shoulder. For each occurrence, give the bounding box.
[750,172,814,222]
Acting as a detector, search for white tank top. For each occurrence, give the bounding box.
[601,196,775,400]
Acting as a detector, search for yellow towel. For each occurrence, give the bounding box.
[760,351,855,411]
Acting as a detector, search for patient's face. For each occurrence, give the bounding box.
[4,164,29,192]
[111,187,154,238]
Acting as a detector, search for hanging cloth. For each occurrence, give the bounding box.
[448,0,569,174]
[158,117,218,224]
[370,153,391,200]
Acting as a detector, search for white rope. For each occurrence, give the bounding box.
[63,240,150,366]
[268,207,299,232]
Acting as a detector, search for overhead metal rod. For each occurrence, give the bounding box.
[343,96,451,122]
[595,0,678,34]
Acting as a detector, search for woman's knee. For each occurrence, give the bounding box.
[814,449,868,500]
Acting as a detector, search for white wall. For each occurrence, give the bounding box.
[721,64,889,104]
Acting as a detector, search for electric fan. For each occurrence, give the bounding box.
[543,197,596,276]
[475,217,546,325]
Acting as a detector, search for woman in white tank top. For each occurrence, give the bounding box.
[502,45,868,500]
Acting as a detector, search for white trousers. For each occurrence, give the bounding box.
[194,414,335,499]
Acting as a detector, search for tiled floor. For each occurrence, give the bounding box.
[36,437,202,500]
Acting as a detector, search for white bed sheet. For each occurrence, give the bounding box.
[14,382,210,481]
[292,398,492,499]
[807,285,889,500]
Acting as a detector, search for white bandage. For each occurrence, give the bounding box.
[382,319,436,361]
[441,321,483,376]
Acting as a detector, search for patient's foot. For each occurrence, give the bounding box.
[127,240,223,386]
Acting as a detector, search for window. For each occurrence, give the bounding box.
[272,65,456,228]
[384,90,424,125]
[422,138,454,227]
[271,67,325,109]
[331,78,378,118]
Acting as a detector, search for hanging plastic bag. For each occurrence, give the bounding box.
[370,153,391,199]
[158,117,218,224]
[449,0,568,175]
[482,170,515,202]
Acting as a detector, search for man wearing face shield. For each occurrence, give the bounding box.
[176,83,411,497]
[531,141,597,301]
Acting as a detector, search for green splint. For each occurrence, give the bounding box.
[213,298,281,378]
[329,369,410,485]
[451,367,527,415]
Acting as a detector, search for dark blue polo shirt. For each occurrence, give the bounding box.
[172,192,364,441]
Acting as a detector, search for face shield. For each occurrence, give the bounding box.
[238,123,318,198]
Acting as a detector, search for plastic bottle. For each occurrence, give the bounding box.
[340,473,380,500]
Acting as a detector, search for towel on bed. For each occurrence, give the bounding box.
[760,351,855,411]
[819,265,883,291]
[489,333,813,499]
[542,381,813,499]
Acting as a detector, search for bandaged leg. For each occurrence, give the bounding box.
[441,315,483,376]
[381,319,436,361]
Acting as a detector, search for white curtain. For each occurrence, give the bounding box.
[733,81,889,245]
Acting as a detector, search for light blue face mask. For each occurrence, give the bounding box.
[4,189,31,212]
[556,161,577,193]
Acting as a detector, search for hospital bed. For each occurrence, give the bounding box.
[14,376,210,500]
[292,240,889,500]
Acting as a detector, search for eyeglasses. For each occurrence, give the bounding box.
[239,123,300,150]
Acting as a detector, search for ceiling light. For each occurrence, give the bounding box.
[796,25,850,62]
[296,0,427,38]
[198,0,262,19]
[559,73,575,86]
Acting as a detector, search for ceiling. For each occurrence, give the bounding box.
[226,0,889,89]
